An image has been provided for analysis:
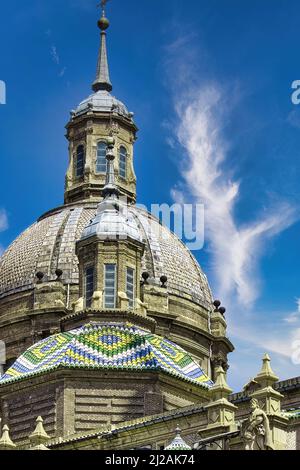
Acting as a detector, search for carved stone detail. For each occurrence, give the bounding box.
[242,398,275,450]
[106,121,120,135]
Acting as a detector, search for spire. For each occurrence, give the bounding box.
[0,425,16,450]
[249,354,284,418]
[29,416,50,451]
[92,0,112,93]
[165,426,192,451]
[254,353,279,387]
[205,366,238,430]
[211,365,232,400]
[79,136,143,244]
[102,137,120,199]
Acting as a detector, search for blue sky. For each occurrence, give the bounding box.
[1,0,300,390]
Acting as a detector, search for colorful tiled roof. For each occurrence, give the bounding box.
[283,409,300,420]
[165,427,192,451]
[0,323,213,388]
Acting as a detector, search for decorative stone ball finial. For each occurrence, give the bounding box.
[142,272,150,285]
[55,269,63,280]
[98,16,110,31]
[98,0,110,30]
[36,272,44,283]
[213,300,226,315]
[213,300,221,311]
[219,307,226,316]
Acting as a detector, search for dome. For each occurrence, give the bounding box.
[81,198,142,243]
[0,203,212,307]
[74,90,130,119]
[165,427,192,451]
[0,322,213,387]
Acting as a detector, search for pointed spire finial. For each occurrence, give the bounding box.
[0,424,16,450]
[29,416,50,450]
[93,1,112,93]
[210,365,233,401]
[254,353,278,386]
[214,365,229,388]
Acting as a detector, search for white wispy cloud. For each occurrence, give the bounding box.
[47,33,67,79]
[0,209,8,233]
[163,31,300,389]
[171,84,296,306]
[165,39,298,308]
[224,293,300,389]
[59,67,67,78]
[50,45,60,65]
[0,209,8,257]
[227,298,300,389]
[283,298,300,324]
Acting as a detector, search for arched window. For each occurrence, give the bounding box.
[119,146,127,179]
[96,142,107,174]
[76,145,85,178]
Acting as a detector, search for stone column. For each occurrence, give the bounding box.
[202,366,238,436]
[248,354,288,450]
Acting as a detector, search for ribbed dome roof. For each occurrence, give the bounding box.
[165,427,192,451]
[0,322,213,387]
[0,203,212,307]
[74,90,130,119]
[81,198,142,243]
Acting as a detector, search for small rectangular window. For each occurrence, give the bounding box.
[126,267,135,309]
[85,266,94,308]
[104,264,117,309]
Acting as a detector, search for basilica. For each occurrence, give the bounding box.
[0,6,299,451]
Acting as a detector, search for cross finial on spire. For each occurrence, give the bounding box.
[93,0,112,93]
[100,0,109,16]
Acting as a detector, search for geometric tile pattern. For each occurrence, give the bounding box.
[165,427,192,451]
[284,409,300,420]
[0,323,213,388]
